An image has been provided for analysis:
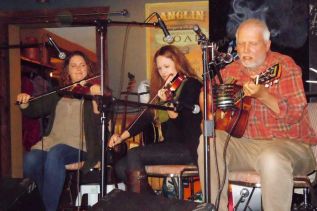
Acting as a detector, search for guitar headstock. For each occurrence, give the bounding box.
[256,64,281,87]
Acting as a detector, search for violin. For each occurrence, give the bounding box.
[116,73,187,148]
[164,73,187,101]
[54,77,103,102]
[69,78,100,96]
[15,75,101,105]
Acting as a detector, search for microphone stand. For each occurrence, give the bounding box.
[70,19,158,28]
[198,36,215,204]
[88,19,158,198]
[94,20,109,198]
[112,97,177,111]
[97,95,176,112]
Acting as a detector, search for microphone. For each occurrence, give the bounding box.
[216,52,233,64]
[171,100,200,114]
[193,24,207,41]
[47,35,66,60]
[155,13,174,44]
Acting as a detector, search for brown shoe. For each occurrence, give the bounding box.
[126,170,154,194]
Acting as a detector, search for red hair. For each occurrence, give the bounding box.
[150,45,198,98]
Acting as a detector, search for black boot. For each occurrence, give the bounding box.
[126,170,155,194]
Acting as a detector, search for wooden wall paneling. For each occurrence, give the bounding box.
[9,25,23,177]
[0,21,11,177]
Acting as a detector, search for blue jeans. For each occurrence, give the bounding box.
[23,144,86,211]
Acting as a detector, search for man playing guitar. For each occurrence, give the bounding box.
[198,18,317,211]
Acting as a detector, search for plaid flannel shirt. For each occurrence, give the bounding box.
[220,51,317,144]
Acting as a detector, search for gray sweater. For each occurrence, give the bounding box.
[21,93,102,173]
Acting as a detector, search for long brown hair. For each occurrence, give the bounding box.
[150,45,198,98]
[59,51,95,86]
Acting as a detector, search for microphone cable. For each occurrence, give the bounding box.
[214,91,245,211]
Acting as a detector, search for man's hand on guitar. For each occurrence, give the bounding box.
[243,81,280,114]
[243,81,268,99]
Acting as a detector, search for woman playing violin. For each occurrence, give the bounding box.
[16,51,102,211]
[108,45,202,194]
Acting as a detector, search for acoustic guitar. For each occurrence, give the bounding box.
[215,63,281,138]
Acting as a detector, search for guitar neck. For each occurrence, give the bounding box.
[232,64,281,103]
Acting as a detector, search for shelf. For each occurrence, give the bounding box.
[21,56,56,70]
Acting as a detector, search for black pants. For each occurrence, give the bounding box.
[115,142,195,182]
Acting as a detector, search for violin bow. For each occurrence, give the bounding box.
[16,74,100,105]
[125,74,175,132]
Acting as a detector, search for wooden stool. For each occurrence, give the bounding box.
[228,170,316,210]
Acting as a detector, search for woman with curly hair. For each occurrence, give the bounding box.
[16,51,101,211]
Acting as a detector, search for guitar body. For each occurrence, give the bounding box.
[214,63,281,138]
[215,96,251,138]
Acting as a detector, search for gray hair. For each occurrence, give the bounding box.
[236,18,270,41]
